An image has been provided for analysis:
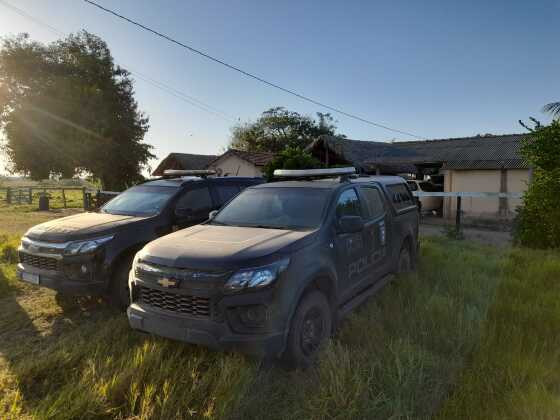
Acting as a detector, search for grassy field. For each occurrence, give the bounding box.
[0,208,559,419]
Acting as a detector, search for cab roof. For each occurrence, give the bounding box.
[143,176,262,188]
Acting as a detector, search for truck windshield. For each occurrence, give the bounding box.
[101,186,176,216]
[212,188,329,230]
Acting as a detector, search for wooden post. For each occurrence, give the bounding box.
[6,187,11,204]
[455,196,462,232]
[62,188,66,208]
[82,187,87,210]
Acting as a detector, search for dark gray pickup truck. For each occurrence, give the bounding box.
[127,168,419,367]
[17,171,262,308]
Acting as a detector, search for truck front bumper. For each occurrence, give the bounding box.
[17,257,106,296]
[127,303,286,357]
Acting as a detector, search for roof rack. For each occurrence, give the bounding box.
[162,169,216,178]
[273,167,356,182]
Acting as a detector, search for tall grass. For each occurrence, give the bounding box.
[1,232,558,419]
[231,238,504,419]
[438,247,560,419]
[0,234,20,298]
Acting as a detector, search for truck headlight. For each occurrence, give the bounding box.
[63,235,114,255]
[224,258,290,291]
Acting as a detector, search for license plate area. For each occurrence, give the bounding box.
[21,271,40,285]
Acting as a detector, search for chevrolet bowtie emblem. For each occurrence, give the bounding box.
[157,277,177,288]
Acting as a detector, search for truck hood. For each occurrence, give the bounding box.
[142,224,316,270]
[25,212,150,242]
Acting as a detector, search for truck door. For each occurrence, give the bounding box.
[173,183,214,229]
[358,185,391,281]
[332,187,369,303]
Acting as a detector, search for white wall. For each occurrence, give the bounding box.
[209,154,262,177]
[442,169,529,219]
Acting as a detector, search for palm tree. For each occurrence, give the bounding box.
[543,102,560,117]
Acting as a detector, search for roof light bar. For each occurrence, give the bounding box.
[163,169,216,177]
[273,167,356,178]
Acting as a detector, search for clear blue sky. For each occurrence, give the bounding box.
[0,0,557,173]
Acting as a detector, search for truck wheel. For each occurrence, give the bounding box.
[397,244,412,274]
[283,290,332,369]
[109,256,133,310]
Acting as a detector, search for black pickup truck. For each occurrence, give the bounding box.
[127,168,419,367]
[17,172,262,308]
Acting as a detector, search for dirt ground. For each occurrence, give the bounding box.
[420,223,512,247]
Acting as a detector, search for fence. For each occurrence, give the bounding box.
[1,187,120,210]
[412,191,523,231]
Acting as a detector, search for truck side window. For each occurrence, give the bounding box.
[175,187,213,213]
[215,184,240,206]
[336,188,361,218]
[360,186,385,220]
[387,184,414,210]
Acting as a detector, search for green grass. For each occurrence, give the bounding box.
[438,247,560,419]
[0,210,559,419]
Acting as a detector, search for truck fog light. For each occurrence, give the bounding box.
[239,305,268,326]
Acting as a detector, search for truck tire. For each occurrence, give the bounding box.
[282,290,332,369]
[397,243,412,274]
[109,256,133,310]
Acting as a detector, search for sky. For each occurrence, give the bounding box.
[0,0,558,175]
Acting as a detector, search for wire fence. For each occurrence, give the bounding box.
[0,187,120,210]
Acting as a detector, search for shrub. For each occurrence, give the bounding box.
[262,147,322,181]
[514,120,560,249]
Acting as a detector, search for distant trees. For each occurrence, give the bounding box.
[0,31,153,190]
[230,107,343,153]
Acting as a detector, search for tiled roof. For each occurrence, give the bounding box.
[152,153,217,176]
[211,149,276,167]
[397,134,528,170]
[311,134,528,171]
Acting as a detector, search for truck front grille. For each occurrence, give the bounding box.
[20,252,59,271]
[138,286,212,318]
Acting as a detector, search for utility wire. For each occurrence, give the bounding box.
[83,0,424,139]
[0,0,235,123]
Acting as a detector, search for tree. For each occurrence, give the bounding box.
[543,102,560,118]
[230,107,343,153]
[262,147,322,180]
[514,119,560,248]
[0,31,153,190]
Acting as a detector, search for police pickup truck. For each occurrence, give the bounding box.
[127,168,419,366]
[17,171,262,308]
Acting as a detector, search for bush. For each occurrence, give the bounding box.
[514,121,560,249]
[262,147,322,180]
[514,168,560,248]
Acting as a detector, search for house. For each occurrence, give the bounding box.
[308,134,529,220]
[152,153,218,176]
[207,149,275,177]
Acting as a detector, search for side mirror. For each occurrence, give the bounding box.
[338,215,364,234]
[208,210,219,220]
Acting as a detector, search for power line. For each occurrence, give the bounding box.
[82,0,424,139]
[0,0,235,123]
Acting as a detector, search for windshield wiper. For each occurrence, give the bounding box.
[210,220,233,226]
[244,224,288,230]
